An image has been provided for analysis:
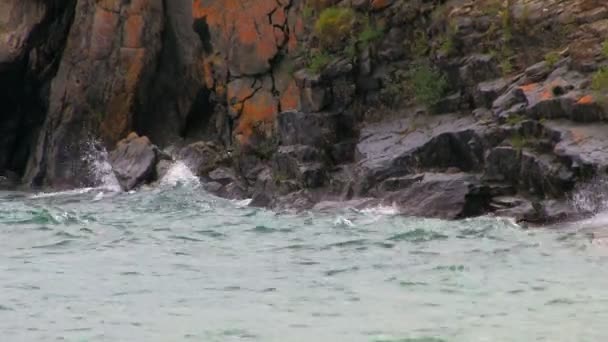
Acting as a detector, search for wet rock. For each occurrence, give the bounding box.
[176,142,222,177]
[378,174,424,193]
[208,167,237,186]
[485,145,575,198]
[272,145,327,188]
[220,182,248,200]
[524,61,552,83]
[474,78,509,109]
[155,159,173,182]
[109,133,158,191]
[492,86,527,115]
[277,111,341,147]
[548,121,608,171]
[0,171,21,190]
[313,198,381,212]
[203,181,223,193]
[24,0,167,187]
[383,173,491,219]
[434,92,465,114]
[354,114,491,194]
[459,54,500,87]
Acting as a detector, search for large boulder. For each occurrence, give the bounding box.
[109,133,158,191]
[354,114,498,194]
[176,141,223,177]
[384,173,491,219]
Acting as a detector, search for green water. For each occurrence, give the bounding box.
[2,182,608,342]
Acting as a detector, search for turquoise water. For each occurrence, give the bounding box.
[2,180,608,341]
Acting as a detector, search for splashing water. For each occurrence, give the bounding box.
[160,161,200,188]
[4,184,608,341]
[83,139,121,192]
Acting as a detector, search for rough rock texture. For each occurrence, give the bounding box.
[109,133,157,191]
[4,0,608,224]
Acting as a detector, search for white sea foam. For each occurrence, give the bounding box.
[160,161,200,188]
[30,187,96,199]
[83,139,121,192]
[234,198,252,207]
[360,203,399,216]
[334,216,355,227]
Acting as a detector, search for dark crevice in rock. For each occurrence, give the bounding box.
[181,87,215,141]
[193,17,213,54]
[0,0,77,179]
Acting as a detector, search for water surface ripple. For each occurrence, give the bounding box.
[1,186,607,342]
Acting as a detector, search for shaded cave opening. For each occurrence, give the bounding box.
[0,0,76,180]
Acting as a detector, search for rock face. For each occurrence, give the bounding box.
[2,0,608,223]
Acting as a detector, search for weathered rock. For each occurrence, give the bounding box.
[272,145,327,188]
[354,114,494,194]
[474,78,509,109]
[109,133,158,191]
[24,0,166,188]
[0,0,75,179]
[383,173,491,219]
[208,167,237,185]
[459,54,500,87]
[155,159,173,182]
[277,111,343,147]
[485,146,574,198]
[176,141,222,176]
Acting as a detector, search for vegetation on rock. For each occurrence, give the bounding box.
[408,62,448,108]
[314,7,356,49]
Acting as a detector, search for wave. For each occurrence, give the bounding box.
[160,161,200,188]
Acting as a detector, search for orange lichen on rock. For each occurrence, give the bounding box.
[235,91,278,144]
[371,0,393,10]
[519,83,538,93]
[122,15,144,48]
[90,7,119,59]
[577,94,594,104]
[193,0,284,75]
[540,90,553,100]
[280,79,301,112]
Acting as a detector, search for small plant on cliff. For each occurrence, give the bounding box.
[411,30,429,58]
[357,19,383,50]
[602,40,608,58]
[307,50,332,73]
[408,62,448,108]
[314,7,356,49]
[544,51,560,67]
[509,134,528,151]
[592,67,608,91]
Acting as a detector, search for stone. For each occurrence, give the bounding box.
[176,141,222,177]
[459,54,500,87]
[208,167,237,185]
[474,78,509,109]
[383,173,491,219]
[277,111,341,147]
[109,134,158,191]
[492,86,527,115]
[354,114,491,194]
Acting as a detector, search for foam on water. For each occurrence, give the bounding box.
[83,139,121,192]
[160,161,200,188]
[30,187,95,199]
[359,203,400,216]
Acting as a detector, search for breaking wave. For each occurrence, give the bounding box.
[160,161,200,188]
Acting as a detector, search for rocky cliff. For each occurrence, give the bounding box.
[1,0,608,223]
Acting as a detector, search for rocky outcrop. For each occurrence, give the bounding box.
[2,0,608,224]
